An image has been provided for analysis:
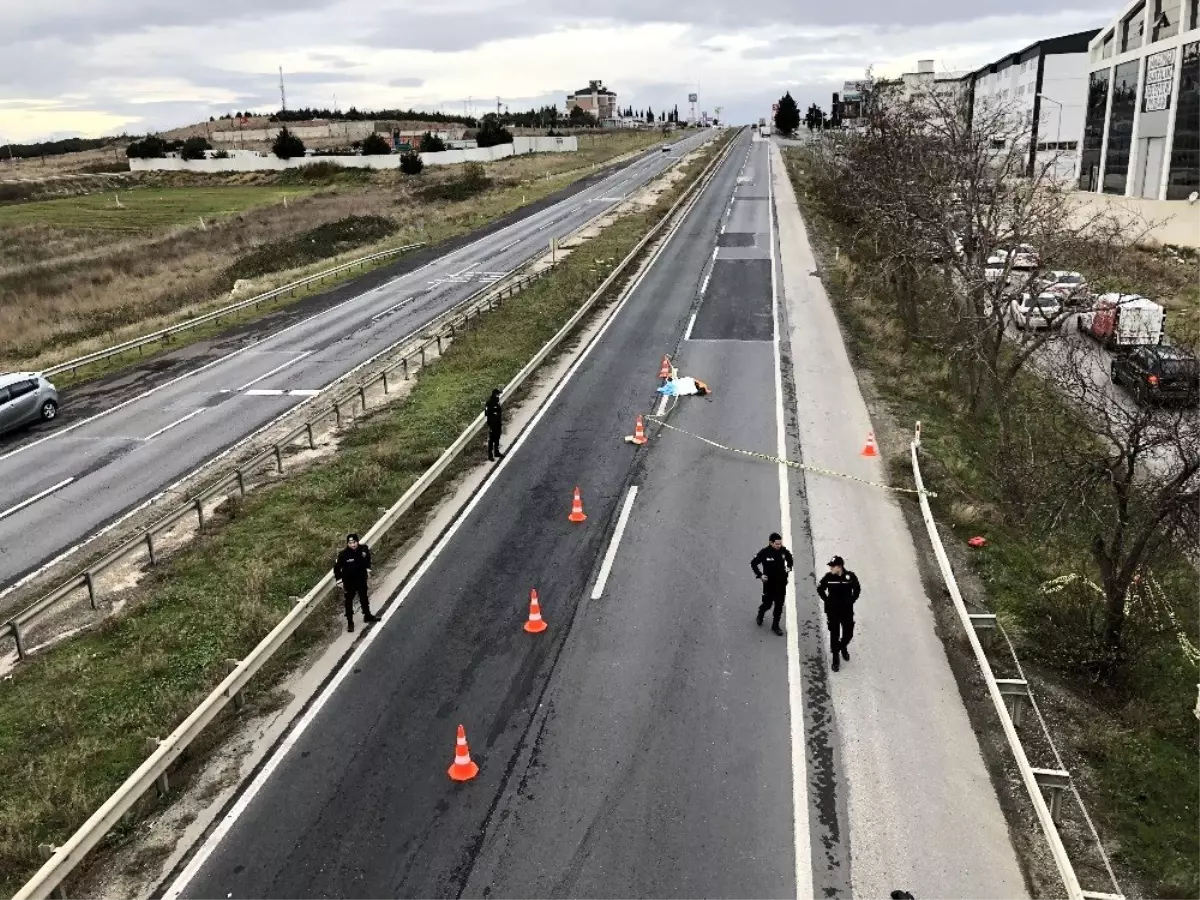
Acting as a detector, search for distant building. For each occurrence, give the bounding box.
[834,79,873,129]
[964,30,1100,181]
[567,80,618,121]
[1077,0,1199,199]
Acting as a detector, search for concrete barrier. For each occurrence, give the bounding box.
[1069,191,1200,248]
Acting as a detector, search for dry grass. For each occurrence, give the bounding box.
[0,131,665,370]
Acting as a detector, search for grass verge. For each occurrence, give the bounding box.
[783,148,1198,898]
[0,133,726,896]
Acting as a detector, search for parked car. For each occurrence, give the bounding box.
[1110,345,1200,406]
[1078,293,1165,348]
[1010,291,1064,330]
[1035,270,1090,305]
[985,243,1041,273]
[0,372,59,436]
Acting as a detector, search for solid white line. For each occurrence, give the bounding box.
[163,130,726,900]
[767,139,814,900]
[244,389,285,396]
[0,477,75,523]
[590,485,639,600]
[236,352,312,391]
[144,409,205,441]
[655,393,669,416]
[497,239,520,252]
[684,310,699,341]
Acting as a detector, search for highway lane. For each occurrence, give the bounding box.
[0,130,713,591]
[166,128,842,899]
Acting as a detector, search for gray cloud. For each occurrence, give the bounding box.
[362,9,554,52]
[388,77,426,87]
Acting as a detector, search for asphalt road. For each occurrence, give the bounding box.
[0,130,713,593]
[166,128,848,899]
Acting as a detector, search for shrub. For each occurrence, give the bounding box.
[212,149,231,159]
[361,132,392,155]
[181,137,212,160]
[399,151,424,175]
[222,215,398,283]
[419,132,446,152]
[125,135,167,159]
[415,162,491,201]
[272,127,306,160]
[475,114,513,148]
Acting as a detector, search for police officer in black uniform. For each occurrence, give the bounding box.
[334,533,378,633]
[751,532,794,635]
[817,555,861,671]
[485,388,505,462]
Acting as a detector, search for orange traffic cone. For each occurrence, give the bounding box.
[861,431,879,457]
[631,415,648,445]
[524,588,548,633]
[658,355,671,379]
[448,725,479,781]
[568,486,587,522]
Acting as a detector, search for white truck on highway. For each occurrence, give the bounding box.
[1078,293,1165,349]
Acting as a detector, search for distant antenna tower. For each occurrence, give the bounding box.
[279,67,287,112]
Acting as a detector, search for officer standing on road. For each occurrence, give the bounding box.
[485,388,505,462]
[751,532,794,636]
[817,555,861,671]
[334,533,378,633]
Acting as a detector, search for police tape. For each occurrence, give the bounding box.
[642,415,937,498]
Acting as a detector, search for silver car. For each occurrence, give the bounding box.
[0,372,59,436]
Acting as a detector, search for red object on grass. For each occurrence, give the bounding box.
[967,536,987,548]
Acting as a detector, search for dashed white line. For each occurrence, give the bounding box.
[236,352,313,391]
[143,408,206,441]
[590,485,639,600]
[655,393,670,416]
[0,477,75,523]
[371,296,417,321]
[684,310,699,340]
[244,389,284,396]
[497,239,521,253]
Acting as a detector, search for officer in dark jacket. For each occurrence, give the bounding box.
[751,532,794,635]
[485,388,504,462]
[817,555,861,671]
[334,533,378,633]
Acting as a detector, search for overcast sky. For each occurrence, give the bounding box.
[1,0,1105,143]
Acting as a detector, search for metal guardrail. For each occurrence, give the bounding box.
[910,421,1123,900]
[11,129,737,900]
[43,243,427,378]
[3,133,723,665]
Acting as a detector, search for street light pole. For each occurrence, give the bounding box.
[1037,93,1064,178]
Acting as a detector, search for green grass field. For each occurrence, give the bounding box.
[0,186,308,232]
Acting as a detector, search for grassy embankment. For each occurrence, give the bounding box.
[0,130,665,378]
[0,132,727,897]
[783,148,1198,898]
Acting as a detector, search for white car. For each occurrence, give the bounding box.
[1036,270,1089,304]
[986,244,1041,272]
[1010,291,1063,330]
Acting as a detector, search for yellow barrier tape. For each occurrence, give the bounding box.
[643,415,936,498]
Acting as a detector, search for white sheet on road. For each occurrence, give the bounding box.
[770,142,1029,899]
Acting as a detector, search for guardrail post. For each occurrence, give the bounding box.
[37,845,66,899]
[995,678,1031,729]
[382,370,389,394]
[146,532,157,566]
[144,738,169,796]
[236,469,246,496]
[358,385,367,411]
[84,572,97,610]
[436,335,443,354]
[194,498,205,530]
[273,444,284,474]
[420,346,426,368]
[402,357,410,380]
[334,401,342,429]
[223,658,246,711]
[968,612,998,649]
[305,423,315,449]
[8,621,26,661]
[1032,768,1071,825]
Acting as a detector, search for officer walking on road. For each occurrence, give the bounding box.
[751,532,794,636]
[334,533,378,633]
[485,388,505,462]
[817,555,861,671]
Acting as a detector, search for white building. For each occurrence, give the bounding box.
[1078,0,1199,199]
[899,60,970,111]
[965,30,1100,181]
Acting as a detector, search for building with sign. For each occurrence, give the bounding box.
[963,30,1099,182]
[566,80,618,121]
[1078,0,1199,199]
[833,79,873,129]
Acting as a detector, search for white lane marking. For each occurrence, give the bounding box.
[497,239,520,253]
[144,409,206,441]
[590,485,639,600]
[684,311,699,341]
[244,389,285,396]
[0,477,75,523]
[287,389,321,397]
[370,296,417,321]
[162,131,723,900]
[655,392,670,416]
[700,269,712,295]
[767,139,814,900]
[236,352,312,391]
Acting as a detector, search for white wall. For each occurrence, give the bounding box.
[128,136,580,173]
[1035,52,1091,181]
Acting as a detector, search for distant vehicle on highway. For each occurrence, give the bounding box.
[1078,293,1165,349]
[1035,270,1090,305]
[661,144,672,153]
[0,372,59,436]
[1110,345,1200,406]
[984,244,1041,281]
[1010,291,1064,330]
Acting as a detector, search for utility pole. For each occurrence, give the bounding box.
[279,67,287,112]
